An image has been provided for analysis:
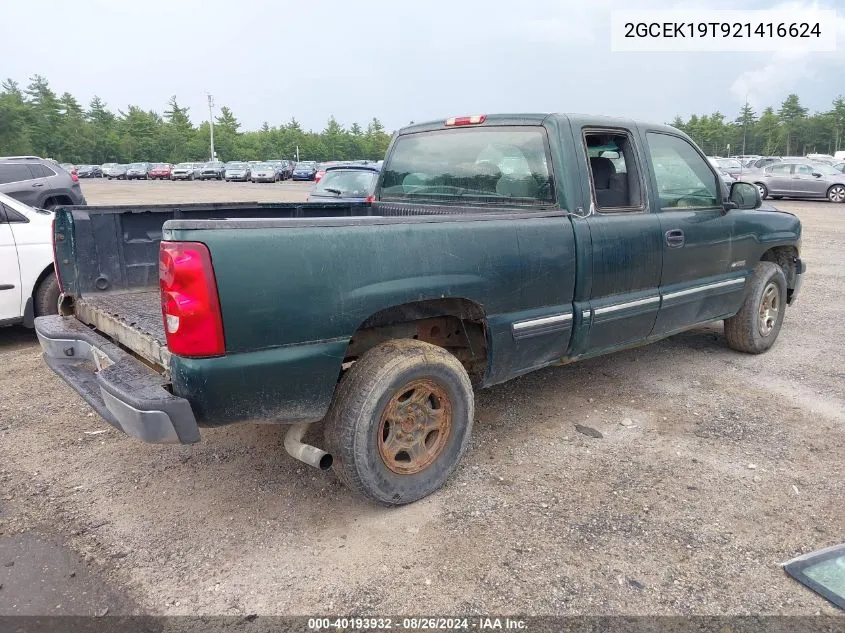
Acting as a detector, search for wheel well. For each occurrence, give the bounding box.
[43,195,73,209]
[760,245,798,294]
[32,264,55,298]
[343,298,488,385]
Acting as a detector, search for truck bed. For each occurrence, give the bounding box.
[60,201,371,371]
[76,291,168,369]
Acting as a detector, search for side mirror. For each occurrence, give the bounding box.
[812,172,822,178]
[728,181,761,210]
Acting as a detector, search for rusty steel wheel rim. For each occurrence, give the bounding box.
[377,378,452,475]
[758,282,780,337]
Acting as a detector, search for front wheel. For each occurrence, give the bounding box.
[755,183,768,199]
[724,262,787,354]
[324,340,474,506]
[827,184,845,203]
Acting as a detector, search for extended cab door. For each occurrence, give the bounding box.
[568,123,663,355]
[0,204,22,321]
[641,130,745,336]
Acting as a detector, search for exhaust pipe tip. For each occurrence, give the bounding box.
[284,423,333,471]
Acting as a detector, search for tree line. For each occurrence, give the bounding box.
[0,75,392,164]
[670,93,845,157]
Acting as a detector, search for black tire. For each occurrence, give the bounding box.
[755,183,768,199]
[827,184,845,203]
[724,262,787,354]
[771,196,783,200]
[34,273,60,317]
[324,339,474,505]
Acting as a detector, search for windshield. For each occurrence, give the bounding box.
[254,163,273,170]
[102,163,116,168]
[296,164,313,170]
[227,163,247,169]
[313,169,378,198]
[812,164,841,176]
[381,127,554,205]
[153,163,168,168]
[717,159,742,170]
[129,163,145,169]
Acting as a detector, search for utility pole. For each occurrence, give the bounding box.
[207,93,215,162]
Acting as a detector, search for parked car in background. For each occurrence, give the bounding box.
[306,164,380,202]
[149,163,172,180]
[126,162,152,180]
[171,163,197,181]
[76,164,103,178]
[745,156,781,170]
[292,162,317,181]
[224,162,251,182]
[0,157,86,210]
[744,161,845,202]
[267,161,288,180]
[199,162,226,180]
[833,162,845,173]
[250,163,278,183]
[59,163,76,174]
[101,163,120,178]
[109,164,129,180]
[0,192,62,327]
[282,160,295,180]
[712,158,743,179]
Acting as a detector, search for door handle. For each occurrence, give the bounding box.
[665,229,685,248]
[32,182,44,187]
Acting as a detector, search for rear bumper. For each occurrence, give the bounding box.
[34,315,200,445]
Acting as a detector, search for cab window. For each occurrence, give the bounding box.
[584,130,643,211]
[380,127,555,206]
[646,133,720,209]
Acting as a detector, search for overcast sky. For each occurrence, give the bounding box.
[2,0,843,132]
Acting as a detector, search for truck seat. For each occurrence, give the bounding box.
[589,157,628,207]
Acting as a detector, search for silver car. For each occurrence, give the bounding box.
[250,163,278,183]
[171,162,197,181]
[745,162,845,203]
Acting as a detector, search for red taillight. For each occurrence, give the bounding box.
[365,195,376,203]
[445,115,486,126]
[159,241,225,357]
[51,216,64,293]
[70,172,79,182]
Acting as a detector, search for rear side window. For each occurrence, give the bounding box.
[645,133,720,209]
[768,164,792,175]
[381,127,555,206]
[28,164,54,178]
[0,163,34,184]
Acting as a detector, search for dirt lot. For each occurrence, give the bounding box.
[0,180,842,616]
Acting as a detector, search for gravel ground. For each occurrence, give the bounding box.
[0,181,842,616]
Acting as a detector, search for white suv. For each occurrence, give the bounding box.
[0,192,58,326]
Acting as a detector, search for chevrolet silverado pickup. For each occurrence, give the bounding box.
[35,113,805,505]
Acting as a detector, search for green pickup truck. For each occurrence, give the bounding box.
[35,113,805,505]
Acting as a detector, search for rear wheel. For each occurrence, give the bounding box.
[724,262,787,354]
[324,340,474,505]
[827,184,845,203]
[34,273,60,317]
[755,183,768,199]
